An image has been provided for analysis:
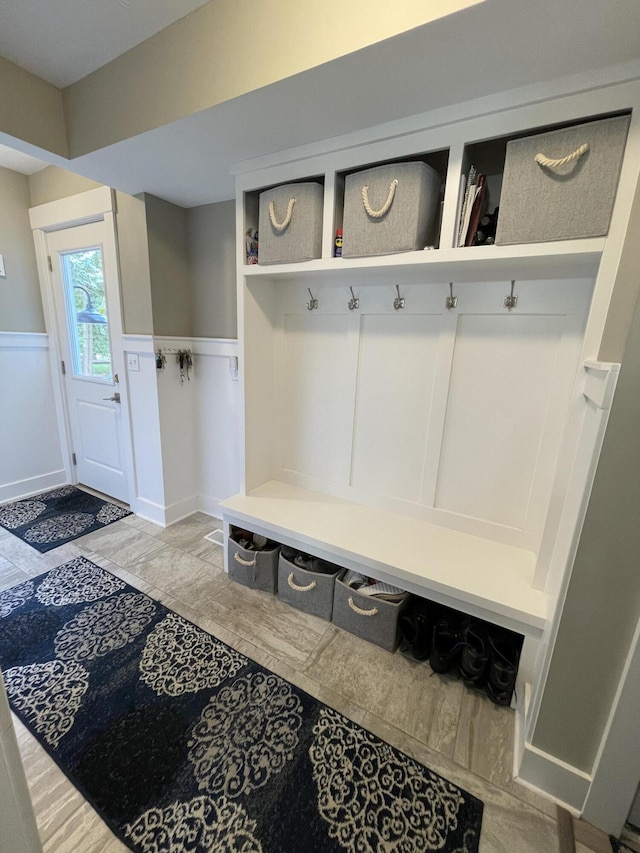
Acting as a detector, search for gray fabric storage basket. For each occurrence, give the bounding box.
[331,577,408,652]
[496,114,630,245]
[342,161,441,257]
[277,555,343,620]
[258,182,323,264]
[228,537,279,594]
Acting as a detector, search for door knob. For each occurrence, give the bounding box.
[103,392,121,403]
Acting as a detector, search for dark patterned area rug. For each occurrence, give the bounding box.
[0,558,483,853]
[0,486,130,552]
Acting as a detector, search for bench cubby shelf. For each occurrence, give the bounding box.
[223,75,640,696]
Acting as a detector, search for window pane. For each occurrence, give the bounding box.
[61,248,112,381]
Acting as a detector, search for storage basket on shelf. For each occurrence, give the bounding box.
[332,575,409,652]
[227,529,279,593]
[277,548,344,621]
[495,114,630,245]
[258,181,323,264]
[342,161,442,257]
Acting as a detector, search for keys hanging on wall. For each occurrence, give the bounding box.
[176,348,193,383]
[156,348,193,381]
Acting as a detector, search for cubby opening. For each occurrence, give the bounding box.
[458,109,632,248]
[243,175,326,266]
[334,149,449,253]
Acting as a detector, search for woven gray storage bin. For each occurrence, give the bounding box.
[277,555,343,620]
[342,161,441,257]
[332,577,409,652]
[228,538,279,594]
[258,182,323,264]
[496,114,630,245]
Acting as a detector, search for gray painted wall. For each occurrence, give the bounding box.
[145,194,192,337]
[532,284,640,772]
[28,165,101,208]
[115,191,154,336]
[0,166,44,332]
[187,200,236,339]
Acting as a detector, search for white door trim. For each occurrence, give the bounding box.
[29,186,114,232]
[30,188,135,506]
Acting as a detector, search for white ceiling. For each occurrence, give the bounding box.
[1,0,640,205]
[0,0,210,87]
[0,144,47,175]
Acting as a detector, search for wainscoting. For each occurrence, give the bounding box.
[0,332,240,527]
[0,332,65,503]
[123,335,240,525]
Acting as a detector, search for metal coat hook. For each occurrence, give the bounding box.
[306,288,318,311]
[393,284,405,310]
[446,282,458,310]
[348,286,359,311]
[504,280,518,311]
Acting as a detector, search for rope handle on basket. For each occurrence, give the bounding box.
[361,179,398,218]
[269,197,296,232]
[234,551,257,567]
[534,143,589,169]
[287,572,317,593]
[348,596,378,617]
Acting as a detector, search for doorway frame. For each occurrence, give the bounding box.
[29,186,136,506]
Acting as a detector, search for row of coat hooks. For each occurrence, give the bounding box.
[305,281,519,312]
[156,347,194,383]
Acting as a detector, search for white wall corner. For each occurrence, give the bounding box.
[128,496,167,527]
[515,739,591,815]
[163,495,200,527]
[196,494,225,522]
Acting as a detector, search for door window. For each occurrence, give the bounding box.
[60,247,112,381]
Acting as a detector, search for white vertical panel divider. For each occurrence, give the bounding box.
[420,308,458,506]
[345,310,363,488]
[321,171,337,259]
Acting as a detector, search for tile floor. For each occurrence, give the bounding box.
[0,511,614,853]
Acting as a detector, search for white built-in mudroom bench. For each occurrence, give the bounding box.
[221,71,640,738]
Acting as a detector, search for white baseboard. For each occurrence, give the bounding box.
[0,471,67,504]
[129,496,167,527]
[130,494,226,527]
[515,739,591,814]
[163,495,200,527]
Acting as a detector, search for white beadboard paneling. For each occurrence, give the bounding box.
[280,314,352,483]
[0,333,65,501]
[192,342,242,510]
[434,313,575,530]
[125,348,166,513]
[156,343,198,510]
[123,335,241,524]
[351,313,440,500]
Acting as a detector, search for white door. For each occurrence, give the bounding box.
[46,221,129,503]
